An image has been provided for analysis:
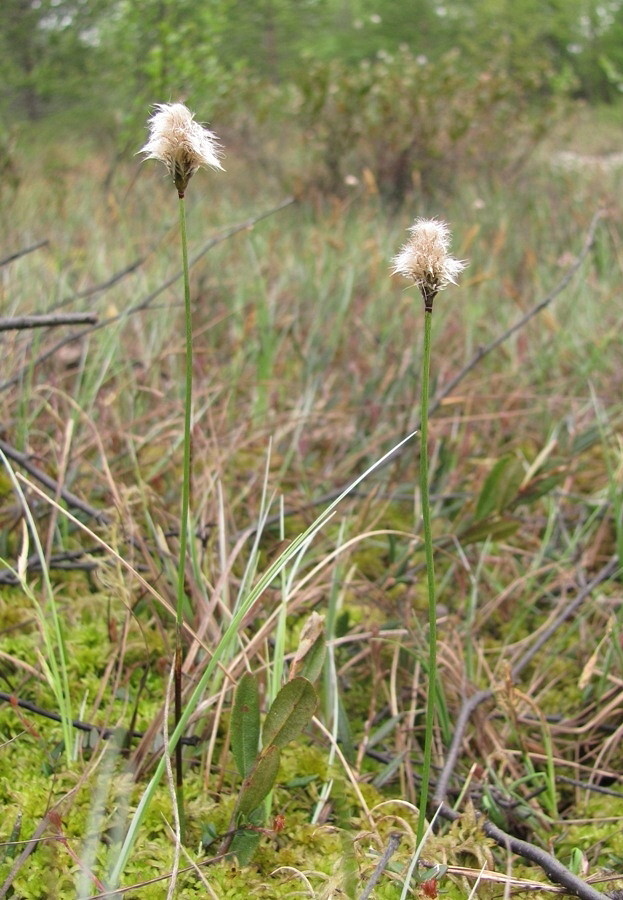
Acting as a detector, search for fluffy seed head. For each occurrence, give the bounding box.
[391,218,466,309]
[139,102,223,196]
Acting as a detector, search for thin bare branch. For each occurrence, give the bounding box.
[428,208,605,418]
[437,803,609,900]
[0,313,98,332]
[0,691,200,748]
[0,438,110,525]
[0,240,49,268]
[360,832,402,900]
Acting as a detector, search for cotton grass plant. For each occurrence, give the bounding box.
[391,218,466,846]
[138,101,223,835]
[2,104,618,897]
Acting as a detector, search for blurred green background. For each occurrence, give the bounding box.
[4,0,623,114]
[2,1,622,204]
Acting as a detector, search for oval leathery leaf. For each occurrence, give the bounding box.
[237,744,281,818]
[262,677,317,750]
[231,672,260,778]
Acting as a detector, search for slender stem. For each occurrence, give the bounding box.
[416,306,437,847]
[175,193,192,841]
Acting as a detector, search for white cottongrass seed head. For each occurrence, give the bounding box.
[139,102,223,196]
[391,218,466,308]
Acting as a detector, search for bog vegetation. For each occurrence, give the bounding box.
[1,2,623,898]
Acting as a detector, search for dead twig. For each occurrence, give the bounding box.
[0,815,51,898]
[0,438,110,525]
[360,832,402,900]
[437,803,609,900]
[0,313,98,332]
[0,691,200,747]
[0,240,49,268]
[62,256,146,304]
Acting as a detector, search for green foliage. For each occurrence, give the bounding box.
[0,0,105,119]
[296,46,558,201]
[2,100,623,896]
[225,668,320,862]
[475,454,525,520]
[3,0,623,138]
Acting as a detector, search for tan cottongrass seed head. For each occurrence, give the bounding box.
[391,218,466,310]
[139,102,223,196]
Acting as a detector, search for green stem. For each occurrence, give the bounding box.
[175,193,192,841]
[417,306,437,847]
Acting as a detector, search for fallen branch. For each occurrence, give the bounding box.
[0,438,110,525]
[360,832,402,900]
[0,313,98,332]
[0,239,49,268]
[0,691,200,747]
[437,803,609,900]
[0,815,52,898]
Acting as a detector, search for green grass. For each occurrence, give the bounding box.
[0,105,622,898]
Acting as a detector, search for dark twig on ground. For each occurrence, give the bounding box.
[359,832,402,900]
[429,555,619,900]
[0,438,111,526]
[0,692,200,747]
[0,550,101,584]
[508,555,619,678]
[0,313,98,331]
[0,815,53,898]
[556,775,623,798]
[0,240,49,268]
[57,256,146,307]
[437,802,610,900]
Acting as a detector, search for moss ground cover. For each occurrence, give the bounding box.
[1,106,622,898]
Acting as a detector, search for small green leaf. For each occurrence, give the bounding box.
[283,774,318,788]
[335,610,350,638]
[237,744,281,818]
[294,633,326,684]
[475,454,524,520]
[230,828,261,866]
[510,471,565,508]
[200,822,218,850]
[459,516,520,545]
[262,677,317,749]
[231,672,260,778]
